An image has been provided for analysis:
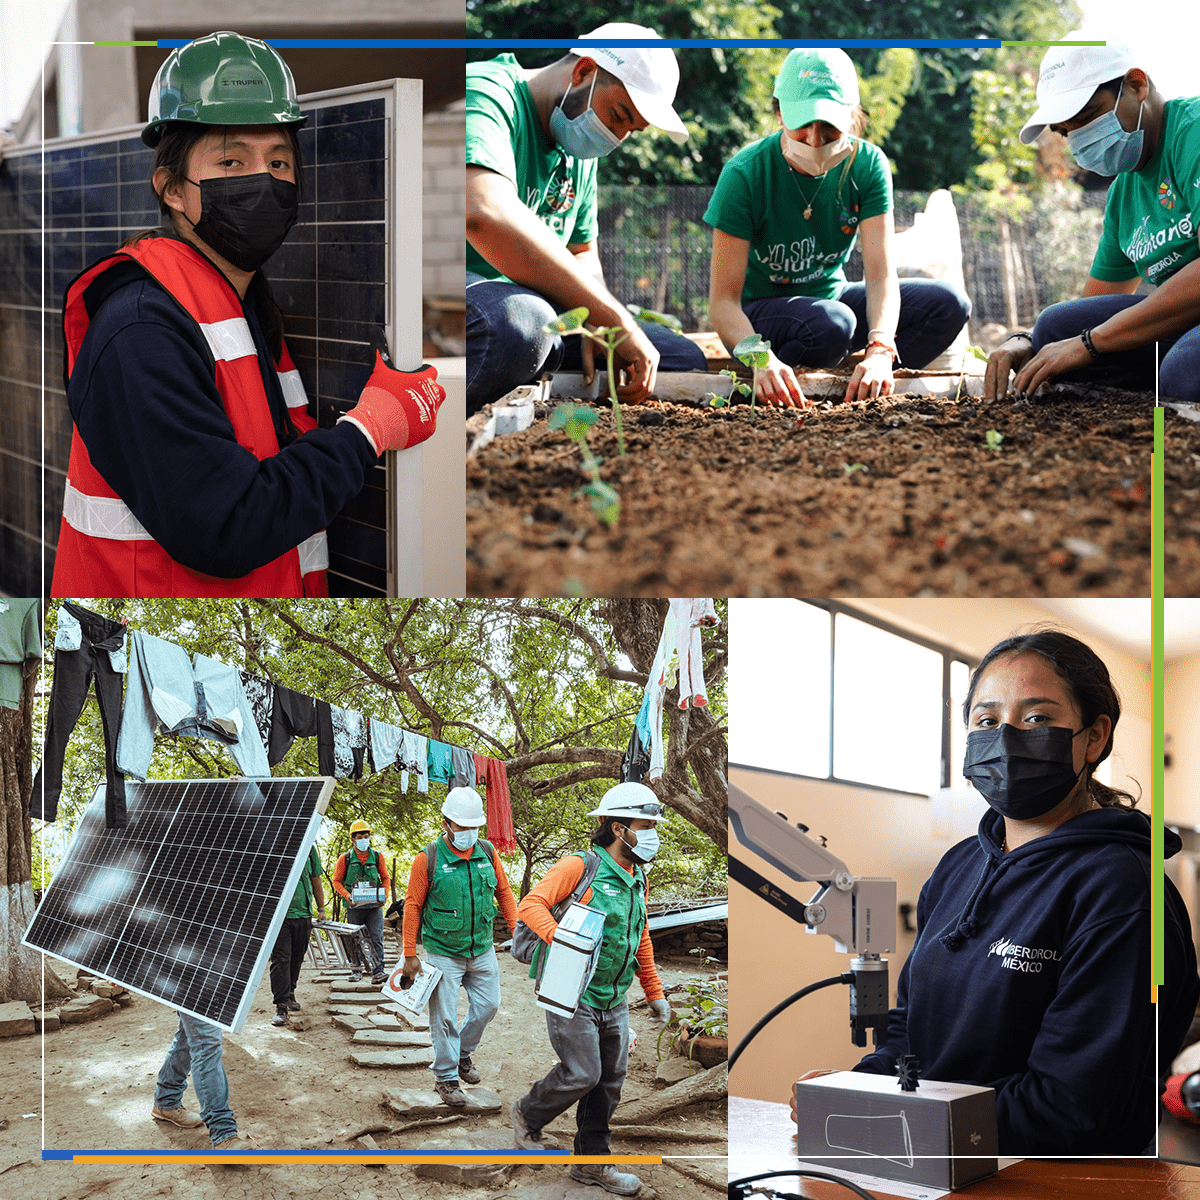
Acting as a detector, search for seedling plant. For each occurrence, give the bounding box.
[545,307,630,457]
[733,334,772,418]
[547,403,621,527]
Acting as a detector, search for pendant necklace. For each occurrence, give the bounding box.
[789,165,830,221]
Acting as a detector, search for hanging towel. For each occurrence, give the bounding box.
[645,604,678,781]
[474,752,516,854]
[672,597,718,710]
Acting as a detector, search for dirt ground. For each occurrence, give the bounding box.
[0,943,726,1200]
[1165,408,1200,595]
[466,384,1153,597]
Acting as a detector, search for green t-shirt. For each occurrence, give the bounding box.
[285,844,323,920]
[1091,95,1200,288]
[704,134,892,302]
[466,54,598,283]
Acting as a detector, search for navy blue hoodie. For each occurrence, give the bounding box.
[854,805,1199,1155]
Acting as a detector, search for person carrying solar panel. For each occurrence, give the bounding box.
[399,786,520,1107]
[331,819,391,985]
[49,31,447,599]
[465,23,709,415]
[510,782,672,1197]
[984,37,1200,402]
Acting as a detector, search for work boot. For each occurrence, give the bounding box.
[348,971,362,983]
[511,1099,559,1151]
[434,1079,468,1107]
[569,1163,643,1196]
[459,1054,481,1084]
[371,971,387,985]
[151,1104,203,1128]
[210,1133,260,1167]
[271,1006,288,1026]
[285,999,301,1011]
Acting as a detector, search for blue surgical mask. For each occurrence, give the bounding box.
[1067,83,1145,176]
[450,828,478,851]
[549,74,622,160]
[627,827,660,863]
[355,837,370,852]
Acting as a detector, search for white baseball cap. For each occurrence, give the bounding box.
[570,23,689,144]
[1019,35,1139,144]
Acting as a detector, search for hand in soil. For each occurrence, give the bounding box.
[1013,334,1095,398]
[984,336,1036,401]
[843,348,896,404]
[756,351,807,408]
[610,321,660,402]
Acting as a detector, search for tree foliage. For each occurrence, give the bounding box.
[34,600,728,911]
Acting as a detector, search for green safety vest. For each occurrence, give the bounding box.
[343,848,384,891]
[420,836,499,958]
[533,846,647,1012]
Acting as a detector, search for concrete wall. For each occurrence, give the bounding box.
[423,101,464,301]
[728,598,1152,1105]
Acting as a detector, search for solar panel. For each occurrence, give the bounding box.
[23,776,334,1032]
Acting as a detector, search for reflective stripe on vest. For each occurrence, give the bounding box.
[50,238,328,598]
[279,368,308,409]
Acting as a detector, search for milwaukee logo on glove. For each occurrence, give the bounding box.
[340,354,447,454]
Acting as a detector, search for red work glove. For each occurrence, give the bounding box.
[340,354,445,453]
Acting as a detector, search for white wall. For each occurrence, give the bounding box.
[1167,649,1200,828]
[422,103,464,300]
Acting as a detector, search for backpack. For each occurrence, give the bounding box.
[509,850,602,964]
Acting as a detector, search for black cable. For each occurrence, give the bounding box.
[728,1168,878,1200]
[728,973,853,1071]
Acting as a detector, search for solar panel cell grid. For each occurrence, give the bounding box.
[24,777,333,1031]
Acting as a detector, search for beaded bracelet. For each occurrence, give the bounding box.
[1080,328,1102,359]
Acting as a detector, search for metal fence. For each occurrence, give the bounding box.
[597,185,1112,335]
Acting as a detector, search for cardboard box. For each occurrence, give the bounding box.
[351,883,387,908]
[794,1070,997,1191]
[536,903,606,1017]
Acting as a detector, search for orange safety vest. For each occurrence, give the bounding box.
[50,237,329,598]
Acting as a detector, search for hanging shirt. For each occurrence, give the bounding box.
[644,604,678,782]
[268,684,319,767]
[239,671,275,751]
[450,744,477,789]
[427,738,454,784]
[401,729,429,794]
[0,598,42,710]
[369,718,404,773]
[672,597,718,710]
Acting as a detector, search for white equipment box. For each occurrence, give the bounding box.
[536,902,607,1018]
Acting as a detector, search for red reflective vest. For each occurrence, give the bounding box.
[50,237,329,598]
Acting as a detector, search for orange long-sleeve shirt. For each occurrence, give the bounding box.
[403,837,519,957]
[332,846,392,901]
[516,853,664,1003]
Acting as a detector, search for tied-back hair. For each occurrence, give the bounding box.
[962,626,1140,810]
[119,122,303,362]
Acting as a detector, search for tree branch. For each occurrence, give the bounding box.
[502,601,644,684]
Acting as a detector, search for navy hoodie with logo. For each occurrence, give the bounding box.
[854,805,1199,1155]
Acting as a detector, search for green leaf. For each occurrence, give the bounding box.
[842,462,868,476]
[544,307,590,335]
[733,334,771,370]
[985,428,1004,452]
[626,304,683,332]
[549,403,599,443]
[581,481,621,527]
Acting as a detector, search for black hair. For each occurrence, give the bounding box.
[121,122,303,360]
[590,816,623,848]
[962,627,1139,810]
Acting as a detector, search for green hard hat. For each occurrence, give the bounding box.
[142,31,306,148]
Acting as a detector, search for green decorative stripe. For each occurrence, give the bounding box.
[1153,403,1164,990]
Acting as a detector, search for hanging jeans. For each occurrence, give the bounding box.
[154,1011,238,1146]
[32,602,127,828]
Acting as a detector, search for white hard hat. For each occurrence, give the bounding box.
[587,781,667,822]
[1019,35,1139,144]
[571,24,689,145]
[442,787,487,827]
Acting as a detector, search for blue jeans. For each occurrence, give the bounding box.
[154,1011,238,1145]
[742,278,971,370]
[425,946,502,1082]
[1032,294,1200,401]
[466,271,709,414]
[347,904,384,973]
[519,1000,630,1156]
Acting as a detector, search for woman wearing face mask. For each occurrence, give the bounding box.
[706,48,971,408]
[984,37,1200,401]
[792,629,1198,1154]
[50,31,446,598]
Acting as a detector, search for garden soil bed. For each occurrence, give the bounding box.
[468,384,1154,597]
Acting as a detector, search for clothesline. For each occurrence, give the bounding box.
[32,604,516,853]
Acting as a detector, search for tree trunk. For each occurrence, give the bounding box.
[1,655,71,1002]
[611,1062,728,1123]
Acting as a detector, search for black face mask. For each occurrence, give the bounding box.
[186,173,298,272]
[963,724,1089,820]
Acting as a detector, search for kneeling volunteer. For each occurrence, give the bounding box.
[511,782,672,1197]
